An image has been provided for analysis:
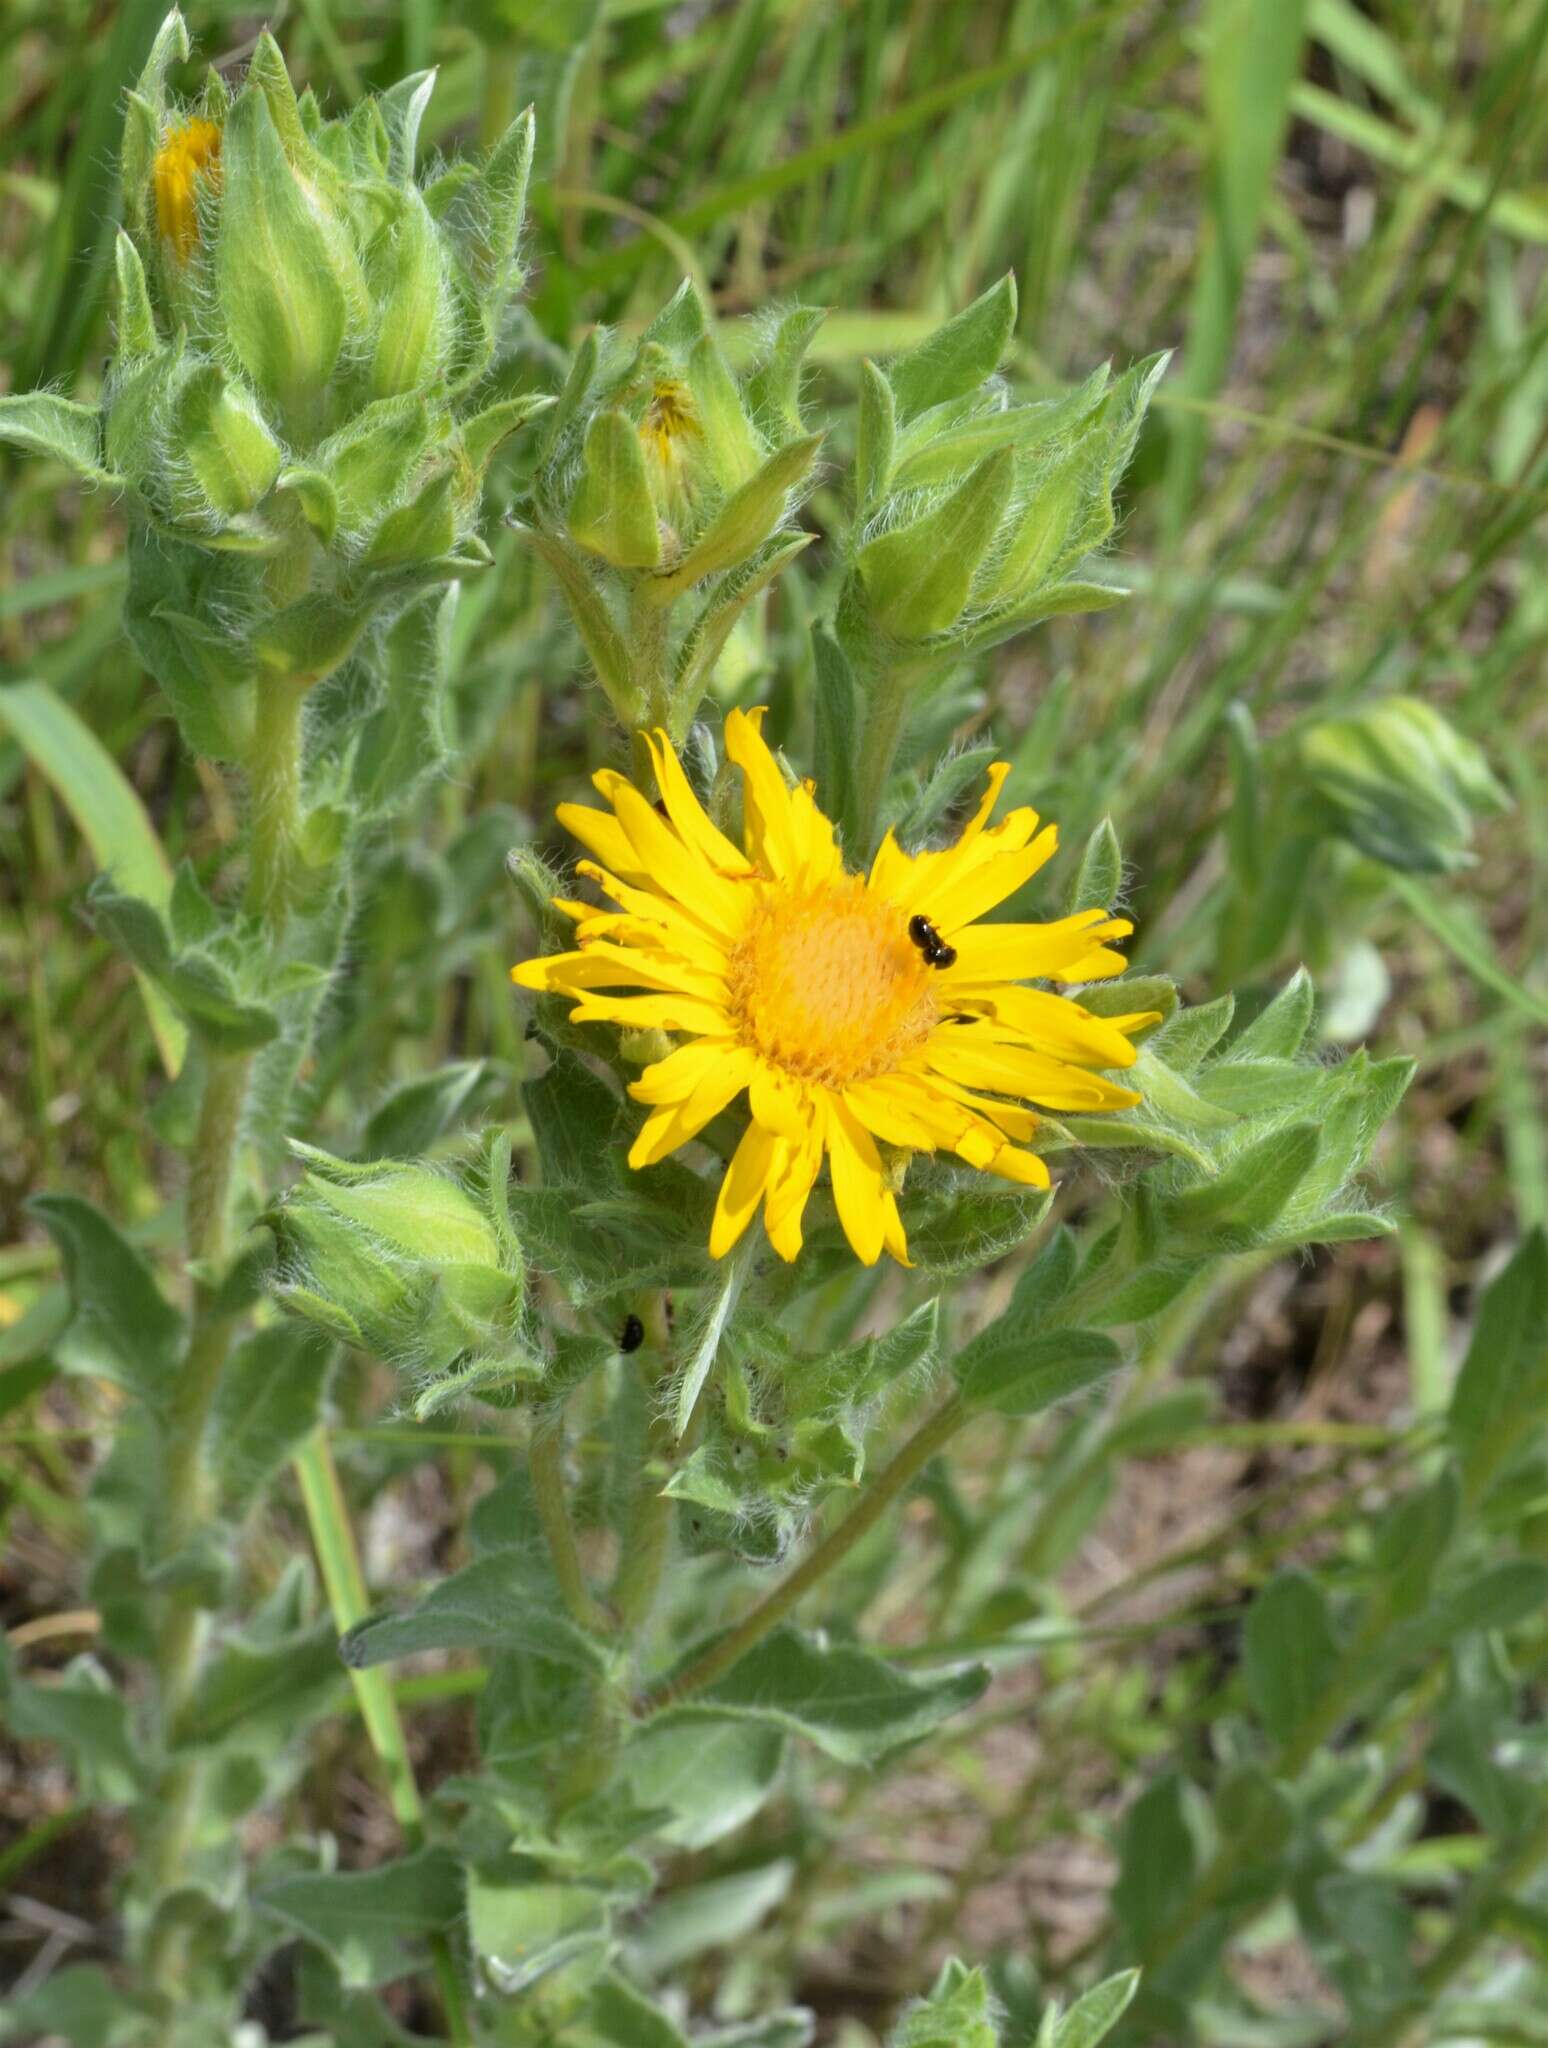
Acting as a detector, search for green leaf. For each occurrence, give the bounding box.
[583,1975,692,2048]
[628,1862,794,1977]
[887,274,1017,419]
[745,303,827,441]
[891,1960,1000,2047]
[1067,816,1122,914]
[1113,1772,1201,1951]
[957,1325,1121,1417]
[855,356,897,509]
[210,1325,333,1516]
[170,1620,345,1751]
[467,1867,613,1994]
[0,680,185,1073]
[1163,1122,1322,1249]
[0,1637,144,1803]
[665,1626,988,1765]
[811,626,861,848]
[0,393,113,482]
[569,408,661,568]
[654,433,821,595]
[28,1193,184,1411]
[674,533,814,704]
[1227,967,1316,1059]
[526,1046,626,1186]
[1245,1569,1342,1746]
[621,1714,785,1850]
[1383,1560,1548,1661]
[88,882,280,1052]
[1448,1230,1548,1501]
[0,1965,124,2048]
[1040,1971,1142,2048]
[857,447,1015,639]
[258,1848,463,1990]
[340,1550,609,1674]
[361,1060,497,1158]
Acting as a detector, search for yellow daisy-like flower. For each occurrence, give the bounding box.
[153,117,223,263]
[513,711,1156,1268]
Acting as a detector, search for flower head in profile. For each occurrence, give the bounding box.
[153,116,222,262]
[513,712,1156,1267]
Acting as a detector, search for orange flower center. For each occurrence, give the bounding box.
[728,877,935,1088]
[154,118,223,262]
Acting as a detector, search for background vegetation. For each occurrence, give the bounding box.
[2,1,1546,2043]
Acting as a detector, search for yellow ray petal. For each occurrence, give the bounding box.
[709,1118,780,1258]
[628,1047,754,1167]
[939,986,1145,1070]
[565,991,733,1036]
[629,1037,743,1106]
[944,911,1133,985]
[764,1121,825,1262]
[924,1032,1142,1111]
[725,706,800,876]
[607,781,748,938]
[823,1093,889,1266]
[556,802,652,886]
[641,727,753,876]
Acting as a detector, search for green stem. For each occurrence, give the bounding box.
[245,673,309,934]
[294,1429,473,2048]
[530,1412,613,1635]
[643,1389,969,1710]
[850,651,927,857]
[144,1047,252,1988]
[629,582,675,735]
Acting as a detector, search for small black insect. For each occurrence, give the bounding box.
[618,1313,645,1354]
[908,913,958,970]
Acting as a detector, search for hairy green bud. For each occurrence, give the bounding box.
[272,1144,525,1378]
[520,279,825,734]
[0,10,545,799]
[1297,695,1510,874]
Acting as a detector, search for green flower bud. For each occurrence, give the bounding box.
[838,288,1165,657]
[1297,696,1510,874]
[272,1145,525,1379]
[215,86,352,435]
[0,12,546,782]
[522,280,825,733]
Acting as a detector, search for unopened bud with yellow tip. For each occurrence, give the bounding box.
[517,280,823,735]
[0,10,549,827]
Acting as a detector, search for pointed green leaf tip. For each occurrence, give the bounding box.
[570,409,662,569]
[113,231,158,358]
[887,272,1017,419]
[857,445,1016,639]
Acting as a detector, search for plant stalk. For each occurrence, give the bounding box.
[245,672,309,933]
[294,1429,473,2047]
[643,1388,969,1710]
[143,1045,252,1989]
[530,1410,612,1634]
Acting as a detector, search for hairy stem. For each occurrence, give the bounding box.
[643,1388,969,1710]
[144,1047,252,1989]
[245,673,309,933]
[294,1429,473,2047]
[530,1411,612,1634]
[849,650,928,857]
